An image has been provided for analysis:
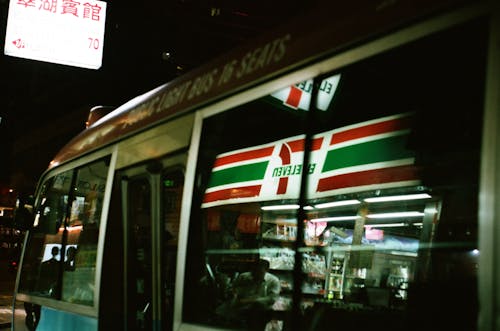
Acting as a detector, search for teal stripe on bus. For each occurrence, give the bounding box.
[322,134,413,172]
[207,161,269,188]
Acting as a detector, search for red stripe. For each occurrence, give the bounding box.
[277,144,291,194]
[330,116,412,145]
[284,86,303,108]
[277,178,288,195]
[317,165,418,192]
[203,185,262,203]
[279,144,291,165]
[287,137,323,152]
[287,139,304,152]
[214,137,323,168]
[214,146,274,167]
[311,137,323,151]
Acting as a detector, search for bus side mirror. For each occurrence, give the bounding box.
[13,197,35,231]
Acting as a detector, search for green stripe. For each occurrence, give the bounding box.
[207,161,268,188]
[322,134,413,172]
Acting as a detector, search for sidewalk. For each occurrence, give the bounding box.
[0,280,16,330]
[0,303,12,329]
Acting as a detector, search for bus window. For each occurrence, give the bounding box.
[126,177,152,330]
[183,83,308,328]
[18,171,72,299]
[61,159,109,305]
[161,168,184,331]
[298,19,484,331]
[18,157,110,308]
[184,18,485,330]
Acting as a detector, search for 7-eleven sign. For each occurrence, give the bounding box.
[202,135,312,208]
[202,112,419,208]
[270,74,341,111]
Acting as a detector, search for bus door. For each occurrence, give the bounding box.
[120,154,186,331]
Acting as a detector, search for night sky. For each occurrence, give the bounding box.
[0,0,304,187]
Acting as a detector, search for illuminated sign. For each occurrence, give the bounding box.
[271,74,341,111]
[4,0,107,69]
[202,113,418,208]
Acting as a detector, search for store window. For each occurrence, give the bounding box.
[184,19,485,330]
[18,157,110,306]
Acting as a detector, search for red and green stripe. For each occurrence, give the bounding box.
[317,165,418,192]
[206,161,269,189]
[212,146,274,168]
[203,144,276,205]
[203,112,418,206]
[203,185,262,204]
[203,136,317,206]
[322,133,413,172]
[330,115,411,145]
[317,113,418,193]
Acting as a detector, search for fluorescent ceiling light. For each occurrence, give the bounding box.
[310,216,359,222]
[261,204,300,211]
[314,199,360,209]
[367,211,424,219]
[365,223,405,228]
[364,193,431,203]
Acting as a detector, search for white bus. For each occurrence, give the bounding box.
[11,0,500,330]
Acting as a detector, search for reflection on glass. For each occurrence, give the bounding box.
[186,20,483,330]
[18,157,109,308]
[270,75,341,111]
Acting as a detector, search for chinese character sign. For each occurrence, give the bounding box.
[4,0,107,69]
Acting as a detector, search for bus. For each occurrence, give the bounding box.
[10,0,500,330]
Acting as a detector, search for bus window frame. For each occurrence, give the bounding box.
[175,6,492,331]
[14,147,118,318]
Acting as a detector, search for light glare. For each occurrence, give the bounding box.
[364,193,431,203]
[261,204,300,211]
[365,223,405,228]
[310,215,359,222]
[314,199,361,209]
[367,211,425,219]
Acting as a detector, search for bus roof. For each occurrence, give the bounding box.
[49,0,474,169]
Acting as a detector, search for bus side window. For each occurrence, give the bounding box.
[19,172,73,298]
[184,18,485,331]
[61,158,109,305]
[18,156,110,307]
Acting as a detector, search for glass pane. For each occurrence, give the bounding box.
[61,158,109,305]
[185,18,486,331]
[300,20,485,330]
[128,177,152,330]
[161,168,184,331]
[184,77,312,328]
[18,157,109,310]
[18,171,73,298]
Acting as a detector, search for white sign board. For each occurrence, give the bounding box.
[4,0,107,69]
